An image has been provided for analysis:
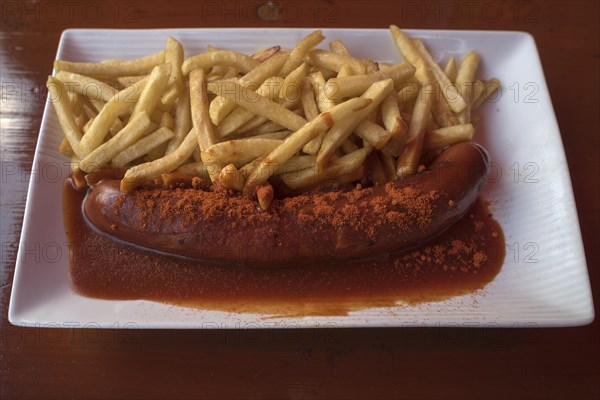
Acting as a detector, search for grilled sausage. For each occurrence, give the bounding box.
[83,142,490,267]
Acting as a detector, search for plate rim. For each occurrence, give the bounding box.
[8,27,595,328]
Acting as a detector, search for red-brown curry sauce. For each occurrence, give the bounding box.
[64,180,505,316]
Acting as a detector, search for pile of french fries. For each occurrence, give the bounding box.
[49,26,500,209]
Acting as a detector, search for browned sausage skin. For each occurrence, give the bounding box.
[83,142,489,267]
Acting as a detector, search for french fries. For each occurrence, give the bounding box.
[111,127,175,168]
[422,124,474,152]
[317,79,393,166]
[243,97,372,193]
[49,29,499,207]
[55,71,118,102]
[79,77,148,154]
[397,83,433,177]
[54,50,166,79]
[218,77,285,137]
[182,50,259,76]
[201,138,282,168]
[279,30,325,76]
[324,62,415,100]
[189,69,218,152]
[79,112,152,172]
[120,127,198,192]
[412,39,467,114]
[207,81,307,132]
[46,76,86,159]
[208,51,289,125]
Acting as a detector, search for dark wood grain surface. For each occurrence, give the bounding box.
[1,1,598,399]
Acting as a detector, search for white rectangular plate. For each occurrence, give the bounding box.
[8,28,594,328]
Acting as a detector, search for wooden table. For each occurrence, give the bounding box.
[1,1,598,398]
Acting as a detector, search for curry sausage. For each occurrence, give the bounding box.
[83,142,489,266]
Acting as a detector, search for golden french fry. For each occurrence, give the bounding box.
[70,167,87,189]
[159,111,175,129]
[165,85,191,154]
[251,46,281,62]
[79,77,148,154]
[244,96,371,193]
[121,127,199,192]
[79,112,152,172]
[328,39,351,56]
[471,80,485,103]
[182,50,260,76]
[189,69,219,152]
[324,62,415,100]
[412,39,467,114]
[131,63,172,119]
[218,163,245,191]
[431,84,460,128]
[208,52,288,124]
[230,97,304,133]
[68,91,88,130]
[112,127,175,168]
[46,76,85,159]
[238,157,263,177]
[243,116,332,193]
[422,124,474,152]
[300,77,320,121]
[396,83,432,177]
[454,51,480,123]
[207,81,307,132]
[472,78,501,110]
[165,37,185,95]
[335,65,353,78]
[54,50,165,79]
[397,82,420,106]
[380,91,408,157]
[280,63,309,108]
[56,71,118,102]
[176,161,211,179]
[218,77,285,137]
[206,45,240,81]
[354,120,392,149]
[59,138,74,156]
[305,49,365,74]
[381,90,404,134]
[311,71,335,113]
[455,51,480,99]
[389,25,431,83]
[280,146,371,190]
[302,72,333,154]
[201,138,283,168]
[158,85,179,112]
[444,57,457,82]
[317,79,393,166]
[256,183,275,210]
[280,30,325,76]
[86,97,128,137]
